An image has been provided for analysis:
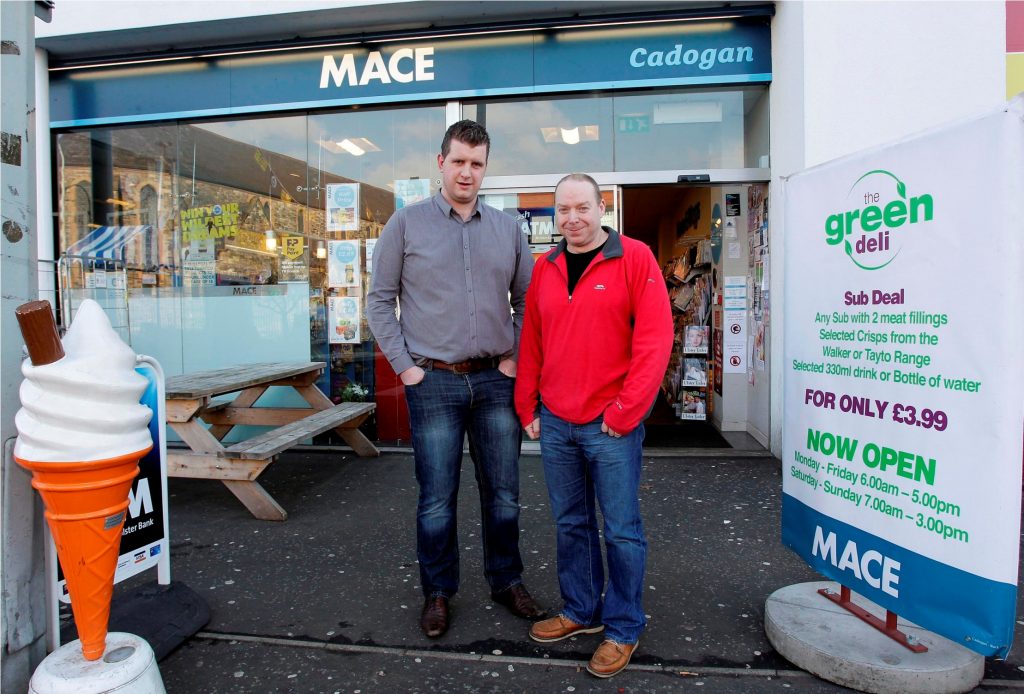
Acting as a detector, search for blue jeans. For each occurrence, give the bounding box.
[539,405,647,645]
[404,366,524,598]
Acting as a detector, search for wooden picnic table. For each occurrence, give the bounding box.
[165,361,378,521]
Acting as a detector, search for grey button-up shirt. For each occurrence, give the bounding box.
[367,192,533,375]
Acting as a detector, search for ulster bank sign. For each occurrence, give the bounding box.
[50,20,770,127]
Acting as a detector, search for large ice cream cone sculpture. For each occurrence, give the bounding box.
[17,452,148,659]
[13,300,153,661]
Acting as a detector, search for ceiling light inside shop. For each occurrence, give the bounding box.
[316,242,327,259]
[653,101,723,124]
[265,230,277,251]
[322,137,382,157]
[540,125,599,145]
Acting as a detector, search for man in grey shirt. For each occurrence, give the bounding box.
[367,120,544,638]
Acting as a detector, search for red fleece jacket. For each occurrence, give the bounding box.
[514,228,674,435]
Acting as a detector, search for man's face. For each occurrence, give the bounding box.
[438,139,488,207]
[555,179,606,252]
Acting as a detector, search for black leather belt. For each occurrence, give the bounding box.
[428,357,499,374]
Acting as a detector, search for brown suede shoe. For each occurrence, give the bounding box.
[420,596,449,638]
[586,639,638,678]
[529,614,604,643]
[490,583,547,620]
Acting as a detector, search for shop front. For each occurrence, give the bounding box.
[47,10,773,446]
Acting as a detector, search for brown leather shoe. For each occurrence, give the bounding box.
[490,583,547,620]
[529,614,604,643]
[587,639,638,678]
[420,596,449,638]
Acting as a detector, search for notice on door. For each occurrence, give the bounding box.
[723,275,746,373]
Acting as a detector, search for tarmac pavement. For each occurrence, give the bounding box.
[116,450,1024,693]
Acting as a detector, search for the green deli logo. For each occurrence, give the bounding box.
[824,170,934,270]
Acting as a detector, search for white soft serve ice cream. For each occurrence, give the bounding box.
[14,300,153,462]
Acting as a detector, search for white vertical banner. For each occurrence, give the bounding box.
[782,98,1024,657]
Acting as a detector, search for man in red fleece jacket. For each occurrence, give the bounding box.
[515,173,673,678]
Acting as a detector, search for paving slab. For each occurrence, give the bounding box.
[94,450,1024,692]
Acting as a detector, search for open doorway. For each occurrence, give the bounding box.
[622,183,769,450]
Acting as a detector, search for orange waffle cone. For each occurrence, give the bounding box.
[15,447,150,660]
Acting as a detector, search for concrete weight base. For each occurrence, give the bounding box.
[29,632,165,694]
[765,582,983,694]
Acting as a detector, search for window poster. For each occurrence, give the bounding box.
[326,183,359,232]
[364,238,377,274]
[183,260,216,288]
[328,240,360,289]
[278,234,308,282]
[180,202,240,244]
[394,178,431,209]
[329,296,361,344]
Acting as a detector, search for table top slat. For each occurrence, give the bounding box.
[165,362,325,399]
[225,402,375,460]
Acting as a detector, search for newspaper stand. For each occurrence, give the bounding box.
[57,254,131,342]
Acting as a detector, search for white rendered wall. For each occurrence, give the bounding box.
[35,1,379,37]
[801,1,1005,165]
[768,0,1006,456]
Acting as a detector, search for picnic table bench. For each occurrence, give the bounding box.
[165,361,378,521]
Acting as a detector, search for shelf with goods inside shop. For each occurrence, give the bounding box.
[662,238,714,420]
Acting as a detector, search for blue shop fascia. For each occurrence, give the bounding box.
[50,11,772,127]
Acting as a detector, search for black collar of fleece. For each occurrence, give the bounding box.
[547,226,623,263]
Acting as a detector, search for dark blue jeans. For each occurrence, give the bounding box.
[404,366,524,598]
[539,405,647,645]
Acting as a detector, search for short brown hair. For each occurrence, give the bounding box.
[441,120,491,160]
[555,173,602,205]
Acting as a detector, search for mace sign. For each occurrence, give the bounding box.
[319,47,436,88]
[782,98,1024,657]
